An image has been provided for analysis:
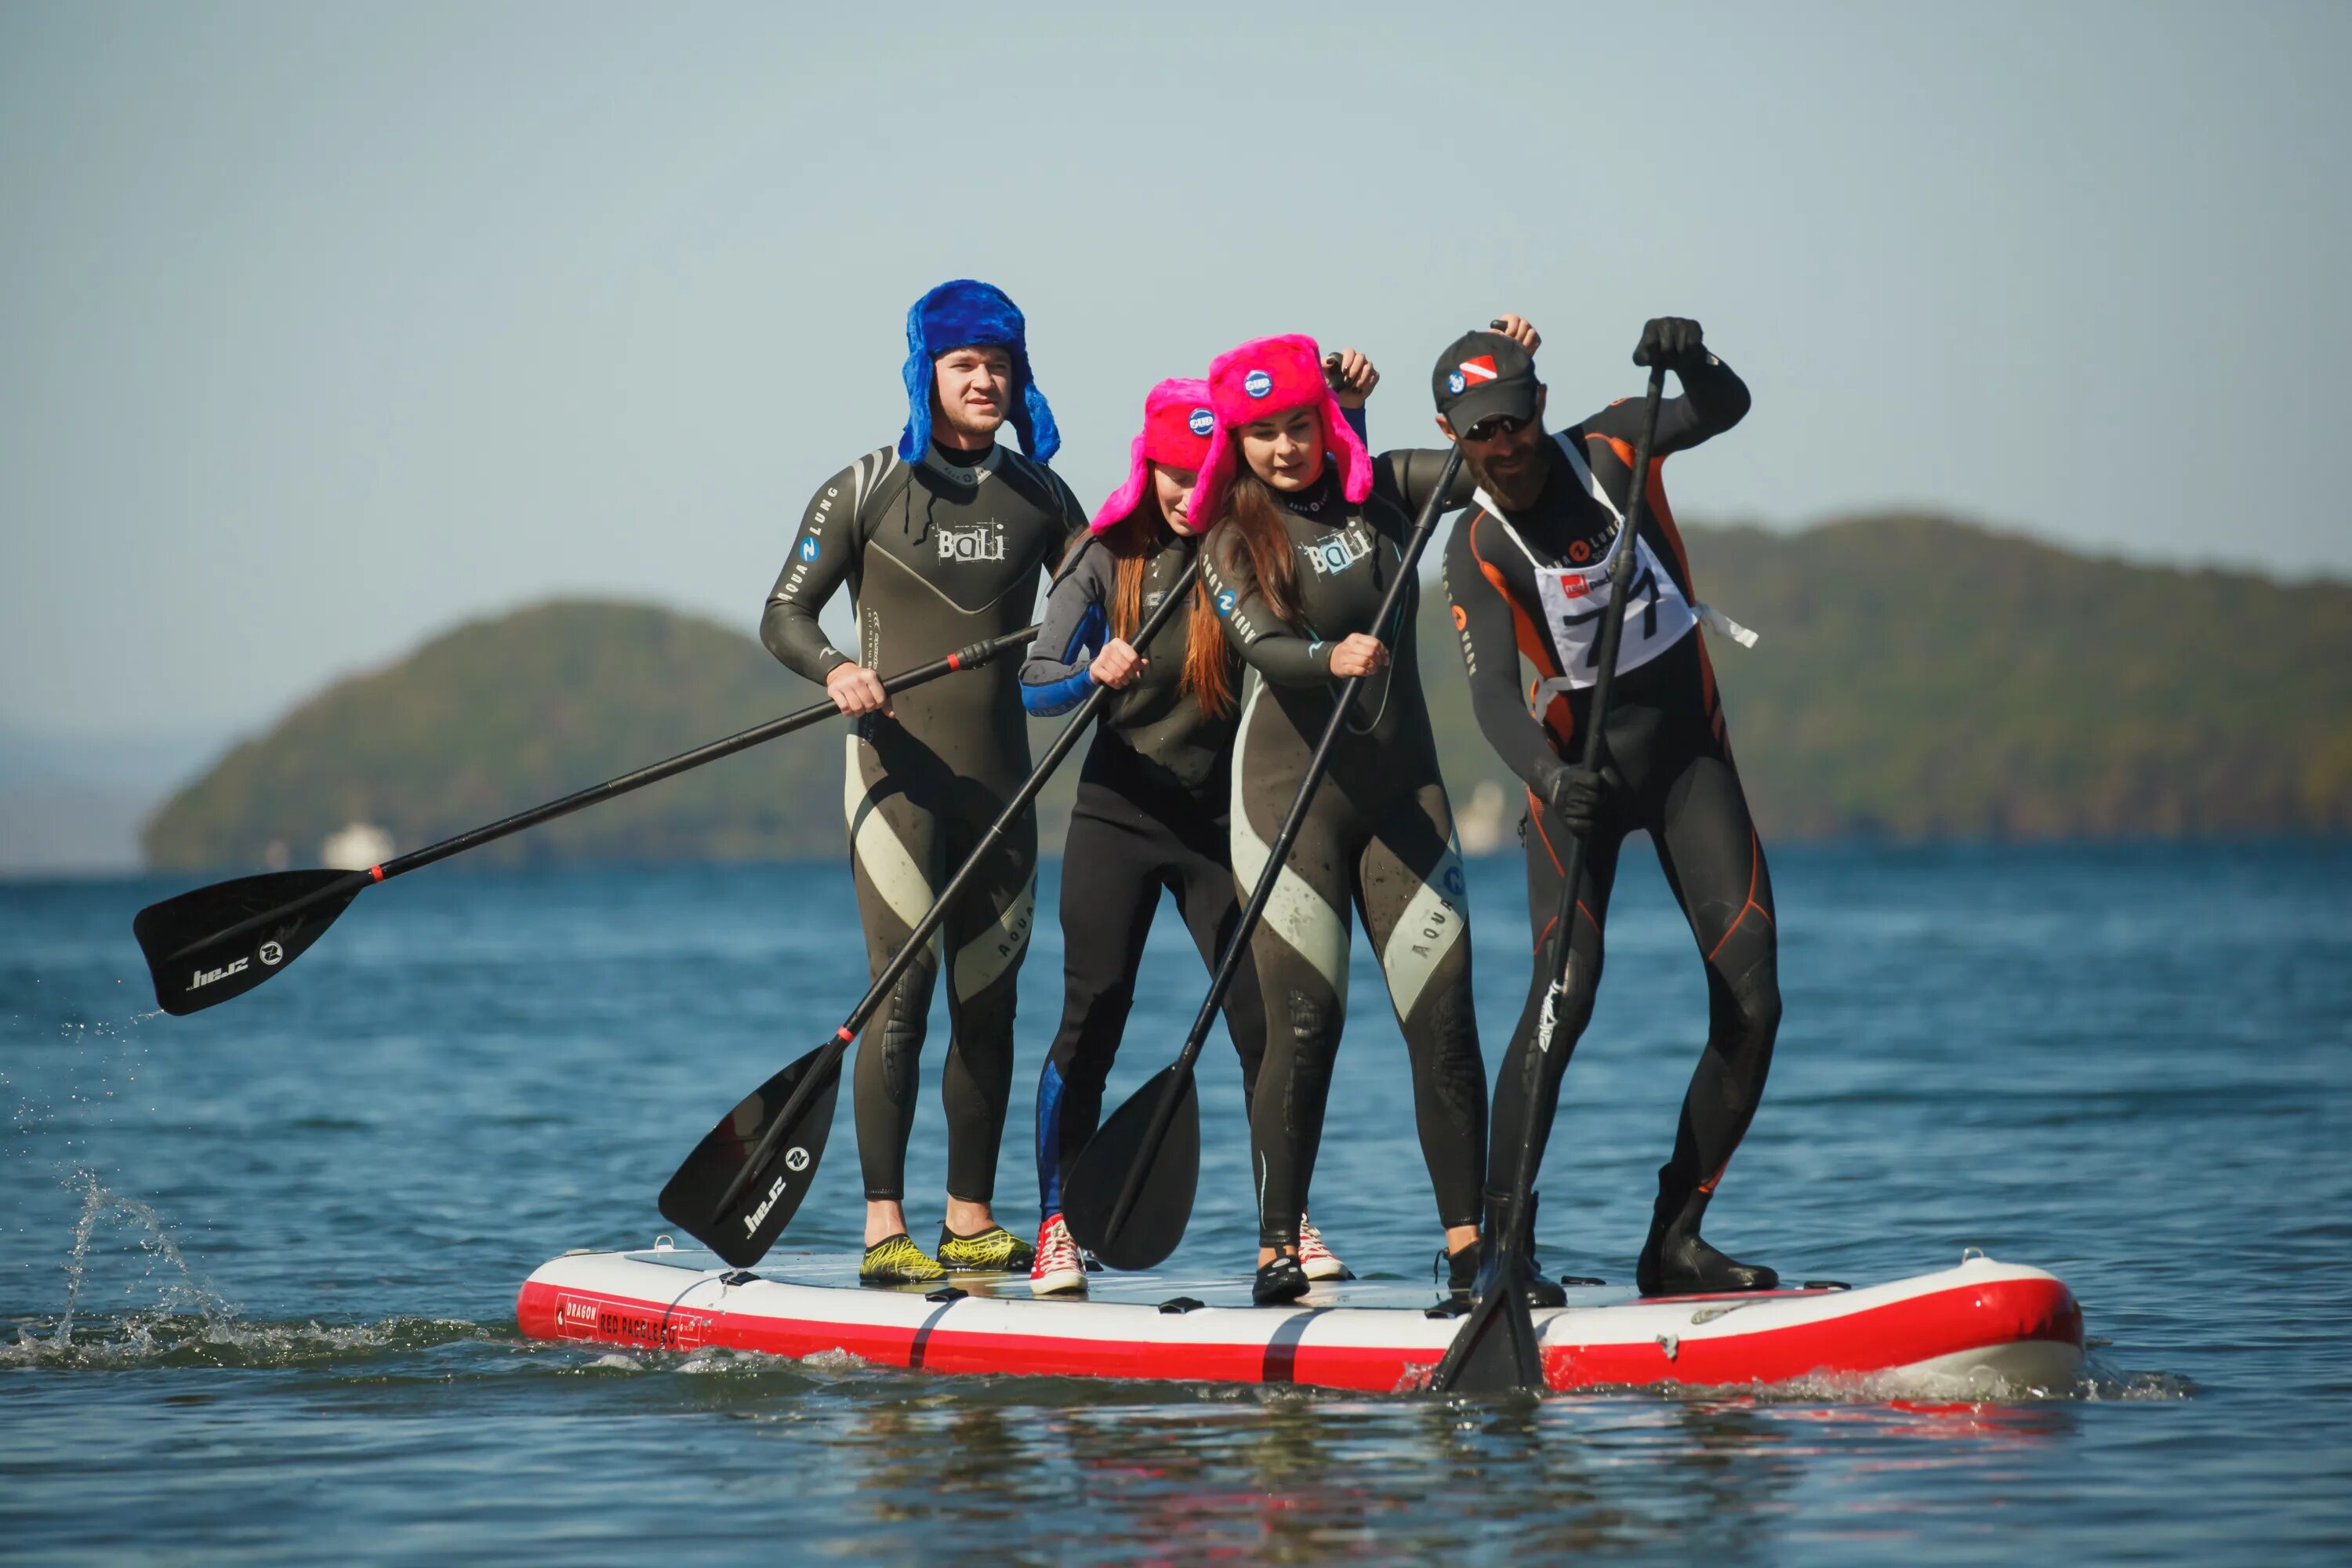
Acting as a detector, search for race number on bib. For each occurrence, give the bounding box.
[1529,537,1697,688]
[1474,434,1698,691]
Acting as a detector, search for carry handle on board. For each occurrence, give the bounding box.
[129,626,1040,1017]
[660,556,1207,1269]
[1430,361,1670,1396]
[1062,444,1467,1272]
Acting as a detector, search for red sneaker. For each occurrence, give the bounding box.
[1029,1214,1085,1297]
[1298,1214,1354,1282]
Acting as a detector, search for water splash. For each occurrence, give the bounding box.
[2079,1356,2199,1401]
[6,1169,490,1371]
[52,1168,227,1348]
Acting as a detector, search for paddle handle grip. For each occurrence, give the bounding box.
[714,564,1203,1219]
[1497,363,1669,1249]
[1102,447,1466,1248]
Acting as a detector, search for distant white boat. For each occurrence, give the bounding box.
[1455,780,1509,856]
[321,822,395,870]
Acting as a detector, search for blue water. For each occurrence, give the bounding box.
[5,843,2350,1563]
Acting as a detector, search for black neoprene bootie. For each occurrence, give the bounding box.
[1253,1252,1309,1306]
[1637,1188,1778,1297]
[1491,1189,1570,1308]
[1443,1191,1570,1308]
[1446,1237,1481,1301]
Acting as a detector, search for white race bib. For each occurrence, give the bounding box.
[1528,543,1696,689]
[1475,435,1697,691]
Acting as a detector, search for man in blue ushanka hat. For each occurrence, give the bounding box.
[763,278,1089,1283]
[895,278,1062,464]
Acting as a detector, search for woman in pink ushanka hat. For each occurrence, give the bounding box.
[1020,377,1359,1294]
[1191,332,1497,1306]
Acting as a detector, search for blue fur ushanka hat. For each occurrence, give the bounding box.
[897,278,1060,463]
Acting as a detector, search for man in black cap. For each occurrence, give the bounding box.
[1435,318,1782,1297]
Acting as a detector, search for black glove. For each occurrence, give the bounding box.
[1633,317,1707,370]
[1534,759,1613,838]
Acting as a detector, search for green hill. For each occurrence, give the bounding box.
[1421,513,2352,840]
[142,601,830,869]
[143,516,2352,870]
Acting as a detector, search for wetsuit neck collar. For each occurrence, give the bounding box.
[924,434,998,482]
[1276,461,1343,521]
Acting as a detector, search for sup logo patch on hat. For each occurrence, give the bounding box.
[1188,407,1215,436]
[1446,372,1465,394]
[1243,369,1272,398]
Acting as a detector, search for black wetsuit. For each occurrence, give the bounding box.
[764,437,1088,1204]
[1439,353,1778,1286]
[1200,451,1487,1250]
[1020,532,1265,1221]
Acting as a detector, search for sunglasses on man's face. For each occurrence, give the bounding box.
[1462,414,1530,443]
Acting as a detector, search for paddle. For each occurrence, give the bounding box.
[1063,445,1467,1272]
[662,557,1206,1269]
[1431,361,1669,1395]
[131,628,1039,1017]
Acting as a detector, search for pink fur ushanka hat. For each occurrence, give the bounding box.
[1091,377,1216,532]
[1189,334,1374,532]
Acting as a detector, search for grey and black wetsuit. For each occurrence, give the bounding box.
[764,437,1089,1204]
[1199,450,1488,1251]
[1439,351,1777,1288]
[1020,530,1264,1225]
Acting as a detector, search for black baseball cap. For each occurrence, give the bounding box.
[1431,329,1540,433]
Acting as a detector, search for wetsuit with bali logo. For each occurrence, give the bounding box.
[1199,449,1487,1251]
[1437,352,1777,1256]
[763,437,1088,1205]
[1018,532,1266,1224]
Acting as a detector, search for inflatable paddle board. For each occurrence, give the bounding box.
[517,1240,2083,1395]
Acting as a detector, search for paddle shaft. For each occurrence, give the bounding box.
[1098,447,1466,1250]
[1496,361,1669,1266]
[164,627,1040,963]
[710,559,1204,1221]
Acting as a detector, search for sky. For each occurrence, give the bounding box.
[2,0,2346,740]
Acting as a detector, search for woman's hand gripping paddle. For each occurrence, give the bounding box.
[1064,447,1468,1272]
[130,630,1040,1018]
[1431,363,1669,1395]
[662,561,1205,1269]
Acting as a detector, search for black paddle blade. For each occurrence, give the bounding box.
[1430,1251,1548,1395]
[1063,1066,1200,1272]
[132,869,363,1016]
[659,1046,840,1269]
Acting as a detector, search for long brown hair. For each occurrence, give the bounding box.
[1089,502,1237,717]
[1205,466,1303,627]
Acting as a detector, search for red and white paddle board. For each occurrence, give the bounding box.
[517,1243,2083,1395]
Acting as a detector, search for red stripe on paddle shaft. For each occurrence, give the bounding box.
[515,1278,2082,1395]
[368,866,385,883]
[836,1026,854,1042]
[947,654,963,670]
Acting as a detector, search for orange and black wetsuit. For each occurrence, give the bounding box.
[1439,350,1780,1295]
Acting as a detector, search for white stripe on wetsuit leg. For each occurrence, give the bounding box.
[843,734,934,931]
[952,873,1035,1001]
[1377,833,1470,1021]
[1228,674,1350,1004]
